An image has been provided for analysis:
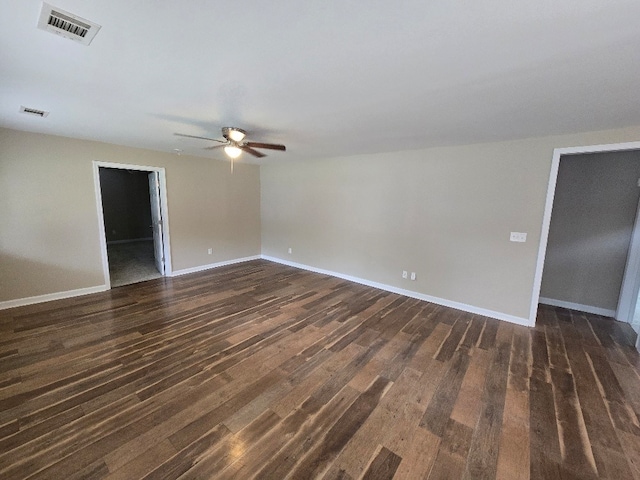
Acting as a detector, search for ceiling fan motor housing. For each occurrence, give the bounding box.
[222,127,246,143]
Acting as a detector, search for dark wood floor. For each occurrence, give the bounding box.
[1,260,640,479]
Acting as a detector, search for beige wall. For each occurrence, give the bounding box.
[4,124,640,321]
[0,128,260,303]
[261,126,640,322]
[540,151,640,311]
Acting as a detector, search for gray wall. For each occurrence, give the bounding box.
[0,128,261,302]
[99,168,152,243]
[540,151,640,311]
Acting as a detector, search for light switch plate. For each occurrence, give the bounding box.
[510,232,527,242]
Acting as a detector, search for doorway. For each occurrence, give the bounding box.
[538,151,640,315]
[530,141,640,345]
[93,161,172,288]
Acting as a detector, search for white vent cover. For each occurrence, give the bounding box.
[37,3,101,46]
[20,106,50,118]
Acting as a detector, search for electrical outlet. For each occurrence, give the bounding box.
[288,247,292,254]
[510,232,527,243]
[207,248,212,255]
[410,272,416,281]
[402,270,408,279]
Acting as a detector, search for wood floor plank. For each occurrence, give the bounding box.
[420,350,471,436]
[104,439,177,480]
[144,423,231,480]
[563,338,634,478]
[428,419,473,480]
[614,430,640,480]
[361,446,402,480]
[324,368,422,478]
[587,350,640,434]
[463,327,511,480]
[281,376,391,479]
[549,368,598,477]
[529,376,562,478]
[1,260,640,479]
[218,385,362,479]
[434,312,467,361]
[450,348,491,428]
[495,401,529,480]
[495,329,530,480]
[271,343,362,419]
[169,409,281,479]
[392,426,440,480]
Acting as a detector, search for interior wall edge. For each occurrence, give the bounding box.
[0,285,108,311]
[261,255,533,327]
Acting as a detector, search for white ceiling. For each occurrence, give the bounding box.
[1,0,640,164]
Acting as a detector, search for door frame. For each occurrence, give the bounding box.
[148,171,166,275]
[618,196,640,324]
[529,140,640,326]
[92,161,172,288]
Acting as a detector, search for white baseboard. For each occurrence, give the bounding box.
[1,255,260,310]
[170,255,262,277]
[0,255,534,330]
[538,297,616,317]
[261,255,532,327]
[0,285,109,311]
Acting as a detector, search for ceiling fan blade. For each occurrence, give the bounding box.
[174,133,226,143]
[204,144,226,150]
[244,142,286,151]
[240,145,266,158]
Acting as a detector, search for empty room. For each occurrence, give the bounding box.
[2,1,640,479]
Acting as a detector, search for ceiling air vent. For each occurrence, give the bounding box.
[37,3,101,46]
[20,106,50,118]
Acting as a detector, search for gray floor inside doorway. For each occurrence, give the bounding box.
[107,240,162,287]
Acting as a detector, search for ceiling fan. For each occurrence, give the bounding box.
[174,127,286,159]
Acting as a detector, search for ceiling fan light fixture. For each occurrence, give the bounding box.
[223,127,246,143]
[229,130,246,142]
[224,145,242,159]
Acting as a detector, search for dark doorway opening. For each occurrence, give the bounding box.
[99,167,163,287]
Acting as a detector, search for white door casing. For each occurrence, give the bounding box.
[93,161,172,288]
[148,171,165,275]
[617,195,640,326]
